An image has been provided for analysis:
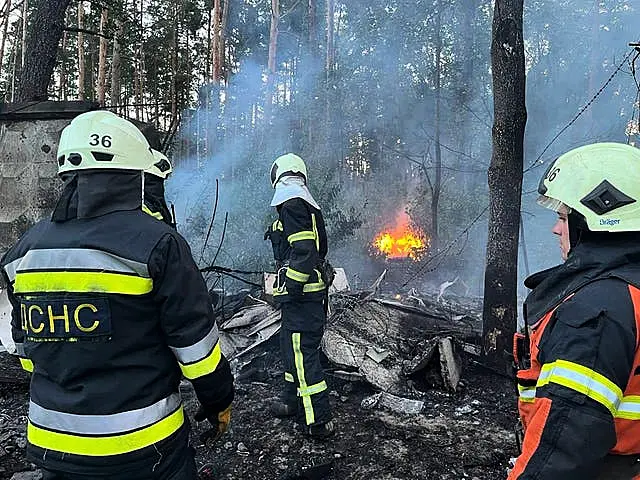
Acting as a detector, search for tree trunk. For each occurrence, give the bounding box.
[325,0,334,82]
[220,0,228,84]
[16,0,71,102]
[324,0,335,161]
[170,1,178,128]
[431,4,443,252]
[481,0,527,374]
[77,2,85,101]
[212,0,221,82]
[96,8,108,106]
[265,0,279,121]
[458,0,478,194]
[308,0,317,56]
[110,18,124,111]
[59,25,67,100]
[20,0,27,68]
[0,0,12,79]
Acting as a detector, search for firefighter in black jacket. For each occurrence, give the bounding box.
[264,153,334,438]
[1,111,234,479]
[510,143,640,480]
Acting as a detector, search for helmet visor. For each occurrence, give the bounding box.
[537,195,571,214]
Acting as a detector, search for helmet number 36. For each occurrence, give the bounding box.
[89,134,112,148]
[546,167,560,182]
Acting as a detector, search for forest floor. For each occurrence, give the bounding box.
[0,348,518,480]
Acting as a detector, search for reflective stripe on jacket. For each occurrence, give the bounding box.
[1,208,233,473]
[510,278,640,479]
[269,197,328,302]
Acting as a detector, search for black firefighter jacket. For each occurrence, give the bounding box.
[267,197,328,304]
[0,170,234,477]
[510,233,640,480]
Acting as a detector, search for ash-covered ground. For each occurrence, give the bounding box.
[0,348,518,480]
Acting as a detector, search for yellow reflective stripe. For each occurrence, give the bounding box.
[298,380,327,397]
[617,396,640,420]
[517,384,535,403]
[287,231,316,244]
[538,359,622,415]
[20,358,34,373]
[311,214,320,251]
[293,333,315,425]
[27,406,184,456]
[286,268,310,283]
[142,204,164,220]
[14,272,153,295]
[272,220,283,231]
[179,341,222,380]
[303,282,325,293]
[284,372,295,382]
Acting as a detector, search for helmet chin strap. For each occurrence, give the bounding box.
[568,211,588,250]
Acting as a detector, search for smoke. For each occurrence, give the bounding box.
[165,1,640,297]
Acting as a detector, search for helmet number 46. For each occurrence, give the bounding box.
[89,134,112,148]
[546,167,560,182]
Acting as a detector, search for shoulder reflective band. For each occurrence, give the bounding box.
[538,359,622,415]
[7,248,152,296]
[29,393,182,435]
[287,231,316,244]
[286,268,310,283]
[292,332,315,425]
[518,384,536,403]
[142,204,164,220]
[169,323,220,364]
[284,372,295,382]
[178,341,222,380]
[20,358,33,372]
[27,405,184,456]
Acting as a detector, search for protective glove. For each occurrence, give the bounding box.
[194,403,232,445]
[285,275,305,297]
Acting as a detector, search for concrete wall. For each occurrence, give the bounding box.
[0,119,68,253]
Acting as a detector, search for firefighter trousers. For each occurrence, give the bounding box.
[40,444,197,480]
[279,300,332,426]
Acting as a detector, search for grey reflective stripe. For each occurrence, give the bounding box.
[4,261,17,282]
[29,393,181,435]
[5,248,149,280]
[15,342,26,357]
[518,386,536,400]
[169,323,220,364]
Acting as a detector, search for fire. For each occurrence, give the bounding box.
[372,212,429,260]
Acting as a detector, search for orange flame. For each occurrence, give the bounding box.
[372,212,429,260]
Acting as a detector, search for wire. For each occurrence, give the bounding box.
[524,49,635,175]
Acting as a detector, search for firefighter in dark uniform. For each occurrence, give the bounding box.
[510,143,640,480]
[1,111,234,479]
[264,153,334,438]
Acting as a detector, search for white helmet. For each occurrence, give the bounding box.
[538,142,640,232]
[57,110,155,175]
[270,153,308,188]
[147,149,173,179]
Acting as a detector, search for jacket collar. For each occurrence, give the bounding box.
[524,234,640,323]
[52,170,146,222]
